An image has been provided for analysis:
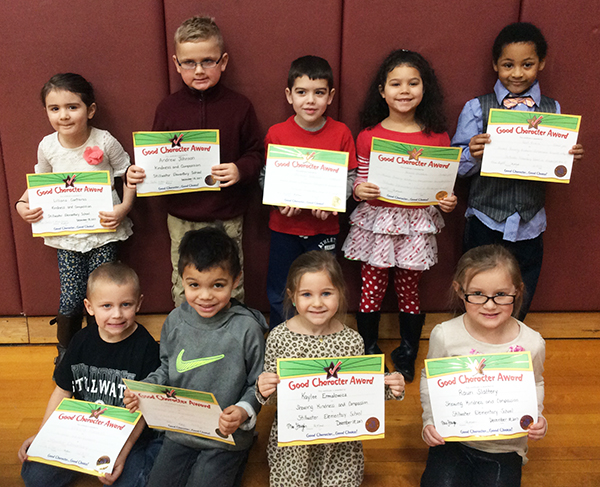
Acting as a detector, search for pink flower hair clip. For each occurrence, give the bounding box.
[84,146,104,166]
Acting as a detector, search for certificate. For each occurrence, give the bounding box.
[367,137,461,206]
[123,379,234,445]
[425,352,538,441]
[263,144,349,212]
[27,171,114,237]
[481,109,581,183]
[276,355,385,447]
[26,399,141,477]
[132,130,220,196]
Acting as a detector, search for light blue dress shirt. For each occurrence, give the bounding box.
[452,80,561,242]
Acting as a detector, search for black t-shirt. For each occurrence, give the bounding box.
[55,323,160,407]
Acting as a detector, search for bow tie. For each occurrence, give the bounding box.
[503,96,536,109]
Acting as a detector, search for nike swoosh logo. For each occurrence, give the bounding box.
[176,350,225,373]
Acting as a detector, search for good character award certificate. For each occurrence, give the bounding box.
[263,144,349,212]
[276,355,385,447]
[27,171,114,237]
[123,379,234,445]
[481,109,581,183]
[132,129,220,196]
[367,137,461,206]
[425,352,538,441]
[26,399,141,477]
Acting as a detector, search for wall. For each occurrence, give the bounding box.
[0,0,598,316]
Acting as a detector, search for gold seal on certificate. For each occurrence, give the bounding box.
[276,355,386,447]
[481,109,581,183]
[367,138,461,206]
[263,144,349,212]
[27,171,115,237]
[132,129,220,196]
[26,399,141,477]
[425,352,538,441]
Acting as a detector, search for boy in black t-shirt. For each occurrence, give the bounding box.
[19,262,161,487]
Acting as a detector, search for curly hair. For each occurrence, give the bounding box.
[360,49,447,134]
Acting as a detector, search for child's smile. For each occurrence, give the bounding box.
[45,89,95,148]
[292,270,340,333]
[182,265,240,318]
[379,65,423,118]
[286,76,334,130]
[494,42,545,95]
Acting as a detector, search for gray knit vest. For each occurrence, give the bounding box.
[468,93,557,223]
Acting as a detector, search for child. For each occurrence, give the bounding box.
[15,73,135,365]
[257,251,404,486]
[341,50,457,382]
[18,262,161,487]
[263,55,358,328]
[452,22,584,320]
[126,16,262,307]
[124,227,267,487]
[420,245,547,486]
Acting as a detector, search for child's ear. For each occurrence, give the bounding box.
[452,281,462,296]
[378,84,385,97]
[285,87,293,105]
[219,52,229,72]
[492,60,499,73]
[136,294,144,313]
[327,88,335,105]
[87,103,97,120]
[83,298,95,316]
[538,58,546,72]
[172,54,182,74]
[233,272,242,289]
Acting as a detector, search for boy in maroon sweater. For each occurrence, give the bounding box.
[128,16,262,306]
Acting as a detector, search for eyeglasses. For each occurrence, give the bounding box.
[462,291,516,305]
[176,53,224,70]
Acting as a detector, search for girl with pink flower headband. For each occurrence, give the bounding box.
[15,73,135,371]
[420,245,547,486]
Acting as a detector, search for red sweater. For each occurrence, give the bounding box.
[152,83,263,221]
[265,116,357,235]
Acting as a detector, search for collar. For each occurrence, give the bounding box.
[182,82,223,101]
[494,79,541,107]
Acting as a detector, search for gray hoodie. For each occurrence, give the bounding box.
[144,299,267,450]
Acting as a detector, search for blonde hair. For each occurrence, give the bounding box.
[174,16,224,51]
[452,245,524,317]
[87,262,141,299]
[285,251,347,321]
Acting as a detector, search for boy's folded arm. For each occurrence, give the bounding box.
[234,401,257,430]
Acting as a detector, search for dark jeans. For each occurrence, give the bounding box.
[147,436,249,487]
[267,230,337,329]
[463,217,543,321]
[22,435,162,487]
[421,443,522,487]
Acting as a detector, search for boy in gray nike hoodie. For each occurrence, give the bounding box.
[126,227,267,487]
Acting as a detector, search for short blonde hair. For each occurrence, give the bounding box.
[174,16,224,51]
[87,262,141,299]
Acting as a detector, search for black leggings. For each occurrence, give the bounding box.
[421,443,522,487]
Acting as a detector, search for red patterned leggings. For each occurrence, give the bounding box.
[359,263,422,314]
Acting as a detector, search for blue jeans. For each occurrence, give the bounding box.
[147,436,249,487]
[267,231,337,328]
[21,435,163,487]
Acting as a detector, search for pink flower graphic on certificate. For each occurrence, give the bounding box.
[84,146,104,165]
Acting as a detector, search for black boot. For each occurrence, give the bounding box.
[50,313,83,371]
[355,311,382,355]
[391,312,425,383]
